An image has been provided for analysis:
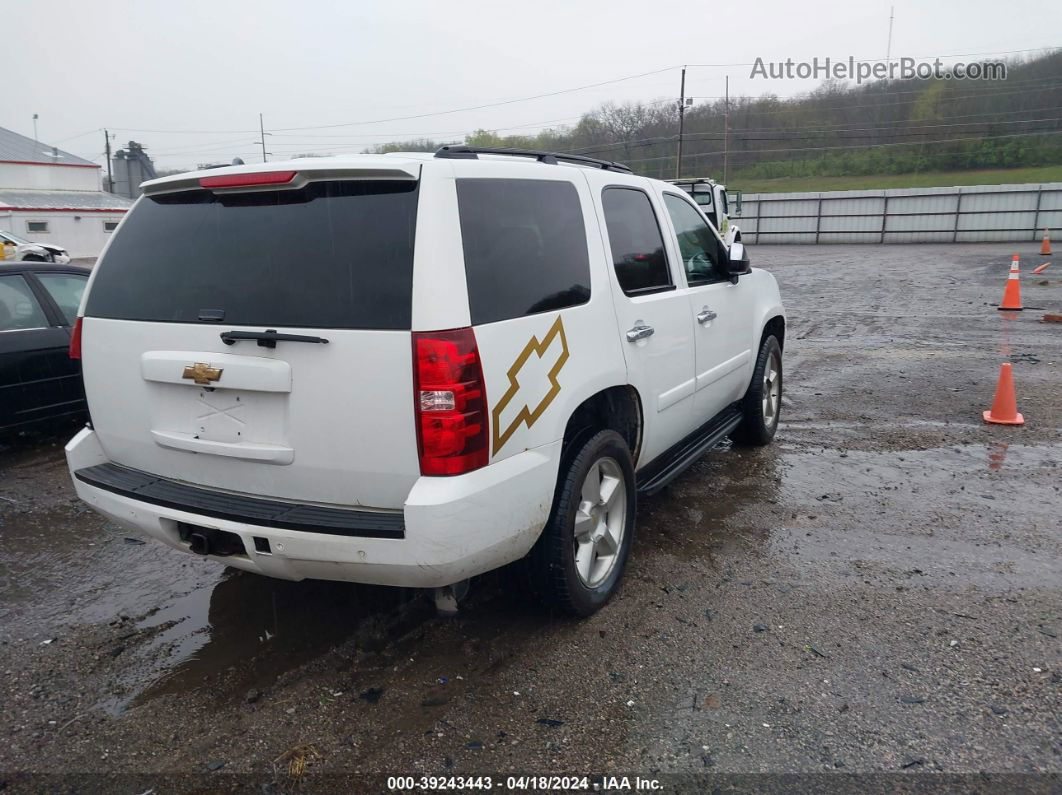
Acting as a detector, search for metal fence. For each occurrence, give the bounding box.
[739,182,1062,244]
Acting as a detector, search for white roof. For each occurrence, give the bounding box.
[0,189,133,211]
[0,126,97,167]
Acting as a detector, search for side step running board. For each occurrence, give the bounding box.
[636,406,743,496]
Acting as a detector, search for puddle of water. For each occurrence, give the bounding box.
[765,443,1061,588]
[636,443,782,564]
[103,569,432,714]
[0,503,227,637]
[631,440,1060,593]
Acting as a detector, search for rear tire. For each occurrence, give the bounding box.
[526,430,635,616]
[732,334,782,446]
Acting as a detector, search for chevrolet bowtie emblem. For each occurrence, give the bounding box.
[182,362,224,385]
[491,315,570,455]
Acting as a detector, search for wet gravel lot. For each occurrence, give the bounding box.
[1,243,1059,793]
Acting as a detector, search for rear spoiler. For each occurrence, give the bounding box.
[142,164,421,197]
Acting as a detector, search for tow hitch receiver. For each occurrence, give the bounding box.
[177,522,247,557]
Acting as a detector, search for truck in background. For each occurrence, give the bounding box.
[667,178,742,249]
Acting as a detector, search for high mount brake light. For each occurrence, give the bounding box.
[413,328,489,476]
[68,316,83,360]
[198,171,297,189]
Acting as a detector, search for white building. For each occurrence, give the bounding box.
[0,126,133,259]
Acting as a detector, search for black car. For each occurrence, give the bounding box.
[0,262,90,432]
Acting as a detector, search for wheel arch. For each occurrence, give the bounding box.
[560,385,643,466]
[761,314,785,352]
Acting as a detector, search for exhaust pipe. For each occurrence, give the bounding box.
[178,522,246,556]
[188,531,211,556]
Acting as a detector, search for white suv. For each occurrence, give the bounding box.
[65,146,784,616]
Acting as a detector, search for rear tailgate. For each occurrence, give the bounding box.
[80,169,422,509]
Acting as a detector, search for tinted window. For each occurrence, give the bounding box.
[457,179,591,325]
[36,273,88,324]
[601,188,671,295]
[663,194,725,285]
[687,184,714,210]
[86,180,419,330]
[0,275,48,331]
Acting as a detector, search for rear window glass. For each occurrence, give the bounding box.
[456,178,591,325]
[602,187,672,295]
[86,180,419,330]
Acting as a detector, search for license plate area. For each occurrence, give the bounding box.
[145,383,289,447]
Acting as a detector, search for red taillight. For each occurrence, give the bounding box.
[413,328,489,476]
[68,317,83,360]
[199,170,297,189]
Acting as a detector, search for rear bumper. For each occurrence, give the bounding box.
[65,427,561,588]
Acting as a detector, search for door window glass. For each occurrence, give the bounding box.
[0,275,49,331]
[36,273,88,324]
[601,188,672,295]
[663,193,726,286]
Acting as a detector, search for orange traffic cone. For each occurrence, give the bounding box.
[983,363,1024,426]
[998,254,1023,311]
[1031,261,1051,275]
[1041,228,1052,256]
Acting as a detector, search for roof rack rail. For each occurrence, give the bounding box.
[434,145,633,174]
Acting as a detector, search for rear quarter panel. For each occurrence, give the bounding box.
[437,162,628,464]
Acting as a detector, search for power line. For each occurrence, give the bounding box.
[104,44,1060,139]
[157,99,1062,159]
[108,67,678,137]
[697,83,1061,118]
[684,44,1061,68]
[52,127,103,145]
[565,115,1062,157]
[267,67,679,132]
[621,129,1061,165]
[685,73,1062,101]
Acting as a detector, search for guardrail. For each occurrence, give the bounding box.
[739,182,1062,244]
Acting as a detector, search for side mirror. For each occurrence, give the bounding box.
[730,190,742,217]
[727,241,750,281]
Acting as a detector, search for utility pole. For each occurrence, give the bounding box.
[675,66,686,179]
[259,113,268,162]
[104,129,114,194]
[723,75,730,184]
[886,6,894,61]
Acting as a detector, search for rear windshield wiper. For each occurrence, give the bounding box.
[220,329,330,349]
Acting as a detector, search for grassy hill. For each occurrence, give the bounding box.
[369,51,1062,186]
[734,164,1062,193]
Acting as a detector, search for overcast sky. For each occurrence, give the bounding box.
[2,0,1059,171]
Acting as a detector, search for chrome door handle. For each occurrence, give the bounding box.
[626,324,655,342]
[696,308,718,324]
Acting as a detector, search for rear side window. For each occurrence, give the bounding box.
[601,188,672,295]
[690,184,714,210]
[0,275,48,331]
[36,272,88,324]
[86,180,419,330]
[456,178,591,325]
